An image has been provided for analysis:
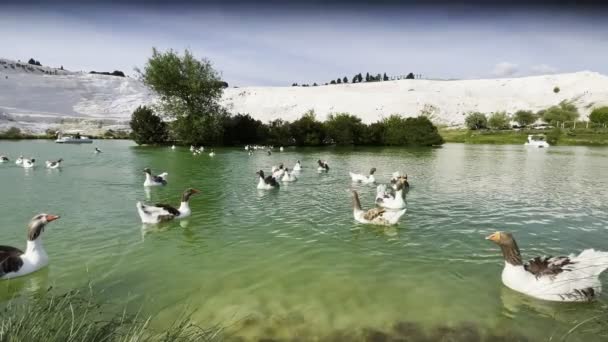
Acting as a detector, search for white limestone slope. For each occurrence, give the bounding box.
[1,56,607,134]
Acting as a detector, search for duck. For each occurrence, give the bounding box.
[375,181,407,210]
[256,170,280,190]
[171,145,176,150]
[45,158,63,169]
[190,145,195,152]
[15,155,24,165]
[281,168,298,182]
[293,160,302,171]
[143,168,168,186]
[280,146,284,152]
[209,149,215,157]
[94,147,102,154]
[0,156,8,163]
[22,158,35,169]
[136,188,200,224]
[0,214,60,280]
[351,190,406,226]
[317,160,329,172]
[391,172,410,190]
[272,163,285,179]
[486,231,608,302]
[349,168,377,184]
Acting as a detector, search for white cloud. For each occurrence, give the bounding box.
[530,64,557,75]
[491,62,519,77]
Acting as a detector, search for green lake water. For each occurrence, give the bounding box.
[1,141,608,341]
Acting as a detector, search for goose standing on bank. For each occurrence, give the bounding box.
[15,155,24,165]
[281,168,297,182]
[351,190,406,225]
[22,158,36,169]
[0,214,60,280]
[349,168,377,184]
[0,156,8,163]
[317,160,329,172]
[293,160,302,171]
[143,168,168,186]
[94,147,102,154]
[136,188,200,224]
[256,170,280,190]
[46,158,63,169]
[486,231,608,302]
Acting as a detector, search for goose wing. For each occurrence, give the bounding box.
[0,246,24,277]
[265,175,279,187]
[363,208,386,221]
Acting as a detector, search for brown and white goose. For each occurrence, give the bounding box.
[1,214,60,280]
[46,158,63,169]
[136,188,200,224]
[351,190,406,226]
[487,231,608,302]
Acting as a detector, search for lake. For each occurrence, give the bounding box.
[1,141,607,341]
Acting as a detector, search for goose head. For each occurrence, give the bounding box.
[369,167,377,175]
[317,159,323,166]
[181,188,200,202]
[27,213,60,241]
[256,170,265,179]
[485,231,515,245]
[143,168,152,175]
[486,231,523,266]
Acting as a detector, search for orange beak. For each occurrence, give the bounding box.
[485,232,500,242]
[46,214,60,222]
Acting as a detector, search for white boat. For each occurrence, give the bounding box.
[55,132,93,144]
[524,135,549,148]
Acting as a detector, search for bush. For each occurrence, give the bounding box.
[540,101,579,125]
[267,119,291,146]
[1,126,23,139]
[553,86,560,93]
[465,112,488,130]
[223,114,266,145]
[513,110,536,126]
[324,113,365,145]
[488,112,511,130]
[402,116,444,146]
[546,127,562,145]
[589,106,608,124]
[290,110,325,146]
[362,121,386,145]
[129,105,169,145]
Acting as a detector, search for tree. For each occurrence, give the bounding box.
[402,116,444,146]
[313,83,318,86]
[513,110,536,127]
[138,48,226,146]
[383,73,389,81]
[375,73,382,82]
[553,86,560,93]
[1,127,23,139]
[352,75,358,83]
[324,113,365,145]
[362,121,386,145]
[488,112,511,130]
[465,112,488,130]
[357,73,363,83]
[290,110,325,146]
[337,78,342,84]
[406,72,415,79]
[130,105,168,145]
[589,106,608,125]
[343,76,348,84]
[267,119,291,146]
[540,101,579,125]
[365,72,370,82]
[223,114,266,145]
[330,80,336,85]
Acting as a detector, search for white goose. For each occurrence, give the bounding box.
[256,170,280,190]
[0,156,8,163]
[0,214,60,280]
[209,149,215,157]
[293,160,302,171]
[94,147,102,154]
[22,158,35,169]
[281,168,297,182]
[280,146,284,152]
[317,160,329,172]
[136,188,200,224]
[143,168,168,186]
[349,168,377,184]
[171,145,176,150]
[351,190,406,226]
[486,231,608,302]
[272,163,285,179]
[45,158,63,169]
[375,181,407,210]
[15,155,24,165]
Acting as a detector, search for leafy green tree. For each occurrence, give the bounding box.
[324,113,365,145]
[130,105,168,145]
[383,115,408,145]
[553,86,560,93]
[362,121,386,145]
[137,48,225,145]
[267,119,291,146]
[403,116,444,146]
[513,110,536,126]
[406,72,415,79]
[540,101,579,125]
[465,112,488,130]
[546,127,561,145]
[290,110,325,146]
[1,127,23,139]
[330,80,336,85]
[223,114,266,145]
[589,106,608,124]
[488,112,511,130]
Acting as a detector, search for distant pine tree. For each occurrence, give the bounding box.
[406,72,415,79]
[330,80,336,84]
[337,78,342,84]
[343,76,348,83]
[313,83,318,86]
[365,72,370,82]
[352,75,358,83]
[357,73,363,83]
[383,73,388,81]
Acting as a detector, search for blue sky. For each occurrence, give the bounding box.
[2,2,607,86]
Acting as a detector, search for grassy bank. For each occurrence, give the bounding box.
[440,128,608,146]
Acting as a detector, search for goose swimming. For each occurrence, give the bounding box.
[45,158,63,169]
[293,160,302,171]
[15,155,24,165]
[136,188,200,224]
[1,214,60,280]
[375,181,407,210]
[486,231,608,302]
[351,190,406,226]
[272,163,285,179]
[0,156,8,163]
[256,170,280,190]
[281,168,297,182]
[209,149,215,157]
[171,145,176,150]
[349,168,377,184]
[317,160,329,172]
[94,147,102,154]
[390,172,409,190]
[22,158,35,169]
[143,168,168,186]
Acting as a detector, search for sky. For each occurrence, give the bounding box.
[1,0,607,86]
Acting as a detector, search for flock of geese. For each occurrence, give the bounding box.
[2,145,608,304]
